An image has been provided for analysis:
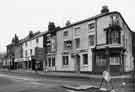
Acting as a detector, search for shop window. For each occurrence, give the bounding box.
[96,55,106,66]
[48,57,51,67]
[75,38,80,49]
[110,56,120,65]
[83,54,88,65]
[63,56,69,65]
[89,35,95,46]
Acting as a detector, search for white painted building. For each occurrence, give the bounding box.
[21,31,45,70]
[55,7,134,74]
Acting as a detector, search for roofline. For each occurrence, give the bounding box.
[6,11,133,47]
[118,12,133,32]
[21,31,48,43]
[57,11,132,33]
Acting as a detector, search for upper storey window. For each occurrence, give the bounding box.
[74,27,80,36]
[88,23,95,30]
[75,38,80,49]
[25,42,27,47]
[64,40,72,50]
[107,30,120,44]
[105,14,122,44]
[64,31,68,37]
[89,35,95,46]
[36,38,39,43]
[111,15,120,25]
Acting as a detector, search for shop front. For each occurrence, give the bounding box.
[14,57,29,69]
[93,47,125,75]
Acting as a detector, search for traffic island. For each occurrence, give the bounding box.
[62,84,112,92]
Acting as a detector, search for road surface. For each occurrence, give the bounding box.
[0,72,134,92]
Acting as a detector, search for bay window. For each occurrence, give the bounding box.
[107,30,120,44]
[110,56,120,65]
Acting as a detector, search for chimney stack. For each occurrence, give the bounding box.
[101,5,109,14]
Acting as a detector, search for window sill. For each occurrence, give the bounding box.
[88,29,95,33]
[62,65,69,68]
[82,64,88,66]
[75,48,81,51]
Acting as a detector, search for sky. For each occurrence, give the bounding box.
[0,0,134,53]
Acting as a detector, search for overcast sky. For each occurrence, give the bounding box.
[0,0,134,52]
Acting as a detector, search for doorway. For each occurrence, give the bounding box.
[76,54,80,73]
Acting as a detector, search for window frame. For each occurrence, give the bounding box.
[64,40,72,49]
[30,49,32,56]
[96,55,106,66]
[64,31,68,37]
[107,30,120,44]
[36,38,39,43]
[25,50,27,57]
[83,54,88,65]
[75,38,80,49]
[62,55,69,65]
[88,23,95,30]
[25,42,27,46]
[74,27,80,36]
[88,35,95,46]
[110,55,120,65]
[52,56,55,66]
[48,57,51,67]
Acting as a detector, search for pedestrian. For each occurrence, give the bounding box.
[99,69,113,90]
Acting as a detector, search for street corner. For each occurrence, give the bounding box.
[62,84,116,92]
